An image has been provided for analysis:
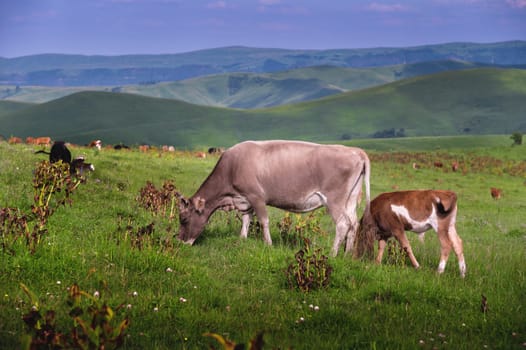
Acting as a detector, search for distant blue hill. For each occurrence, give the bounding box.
[1,41,525,86]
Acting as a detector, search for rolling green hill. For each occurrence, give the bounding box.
[117,60,493,108]
[0,100,33,119]
[1,85,110,104]
[2,60,515,108]
[1,68,525,148]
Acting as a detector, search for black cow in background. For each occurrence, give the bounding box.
[35,141,94,175]
[35,141,72,164]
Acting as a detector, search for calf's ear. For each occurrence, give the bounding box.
[192,196,206,214]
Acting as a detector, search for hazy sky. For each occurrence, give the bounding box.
[1,0,525,58]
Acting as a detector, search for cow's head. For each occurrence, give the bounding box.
[177,194,208,245]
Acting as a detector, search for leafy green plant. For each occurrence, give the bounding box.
[114,215,174,251]
[1,160,84,254]
[20,282,129,350]
[384,239,409,267]
[204,331,265,350]
[128,179,182,250]
[0,207,29,254]
[278,212,326,248]
[136,180,178,220]
[286,238,332,292]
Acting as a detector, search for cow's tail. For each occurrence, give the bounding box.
[363,152,371,217]
[354,153,375,259]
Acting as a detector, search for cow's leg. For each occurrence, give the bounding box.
[331,209,359,257]
[331,214,349,257]
[376,239,387,264]
[343,209,359,255]
[250,201,272,245]
[393,229,420,269]
[344,182,365,256]
[239,212,252,239]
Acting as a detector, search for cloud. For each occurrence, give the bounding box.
[259,21,293,32]
[11,10,57,23]
[366,2,409,12]
[207,1,227,9]
[507,0,526,8]
[259,0,281,5]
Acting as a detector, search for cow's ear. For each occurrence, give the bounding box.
[176,193,189,208]
[193,196,206,214]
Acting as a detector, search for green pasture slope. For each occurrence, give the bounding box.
[2,60,492,107]
[0,100,33,119]
[1,68,526,148]
[0,137,524,349]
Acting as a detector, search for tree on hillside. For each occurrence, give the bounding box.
[510,132,523,146]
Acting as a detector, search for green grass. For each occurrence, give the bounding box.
[0,138,525,349]
[341,134,516,151]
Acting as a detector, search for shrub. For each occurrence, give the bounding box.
[510,132,523,146]
[286,238,333,292]
[277,211,326,248]
[384,239,409,267]
[1,161,84,254]
[20,282,129,350]
[136,180,178,220]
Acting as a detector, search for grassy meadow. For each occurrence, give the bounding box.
[0,137,525,349]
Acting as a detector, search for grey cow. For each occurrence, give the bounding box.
[177,140,371,256]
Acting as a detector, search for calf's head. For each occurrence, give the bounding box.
[177,195,207,245]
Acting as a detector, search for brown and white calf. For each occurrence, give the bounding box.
[358,190,466,277]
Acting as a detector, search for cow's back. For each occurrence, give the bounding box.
[222,140,368,205]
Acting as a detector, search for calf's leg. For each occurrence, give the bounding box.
[376,239,387,264]
[436,207,466,277]
[392,229,420,269]
[447,226,466,277]
[436,229,452,274]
